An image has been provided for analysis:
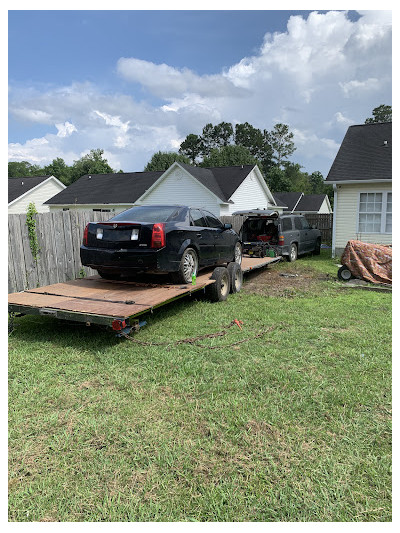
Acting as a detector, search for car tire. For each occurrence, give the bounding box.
[97,270,121,280]
[233,242,242,265]
[206,267,231,302]
[172,247,198,284]
[227,262,243,293]
[313,238,321,255]
[337,265,353,282]
[287,243,298,262]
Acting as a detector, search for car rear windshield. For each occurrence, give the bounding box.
[110,206,182,223]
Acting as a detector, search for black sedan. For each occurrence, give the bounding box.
[80,205,242,283]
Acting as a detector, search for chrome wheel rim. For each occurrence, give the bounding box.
[290,246,297,261]
[183,250,197,282]
[235,243,242,264]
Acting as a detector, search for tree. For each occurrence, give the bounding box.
[268,123,296,167]
[144,151,191,171]
[43,158,72,185]
[365,105,392,124]
[309,171,325,194]
[8,161,43,177]
[200,145,259,168]
[179,134,203,164]
[266,166,292,192]
[234,122,273,175]
[69,149,114,184]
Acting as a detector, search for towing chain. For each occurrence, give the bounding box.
[121,321,277,349]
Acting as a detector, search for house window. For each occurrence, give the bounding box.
[358,192,391,234]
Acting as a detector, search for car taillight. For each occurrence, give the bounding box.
[151,223,166,249]
[83,224,89,245]
[278,234,285,246]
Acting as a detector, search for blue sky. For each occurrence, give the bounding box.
[8,8,392,177]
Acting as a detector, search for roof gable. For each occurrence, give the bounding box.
[9,176,53,203]
[295,194,326,212]
[326,122,392,183]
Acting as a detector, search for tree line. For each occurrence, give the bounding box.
[8,105,391,202]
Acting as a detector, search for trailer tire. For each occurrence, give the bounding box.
[206,267,231,302]
[337,265,353,281]
[227,262,243,293]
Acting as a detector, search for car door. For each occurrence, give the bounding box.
[299,216,314,252]
[202,210,229,263]
[189,209,214,265]
[293,216,307,254]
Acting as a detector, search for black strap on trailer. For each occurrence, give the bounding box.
[26,290,138,306]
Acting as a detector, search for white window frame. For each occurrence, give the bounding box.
[356,190,392,235]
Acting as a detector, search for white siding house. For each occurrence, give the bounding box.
[8,176,66,214]
[326,122,392,257]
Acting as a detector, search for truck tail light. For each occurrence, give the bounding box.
[278,234,285,246]
[83,224,89,245]
[151,223,166,249]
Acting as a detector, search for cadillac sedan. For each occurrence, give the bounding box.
[80,205,242,283]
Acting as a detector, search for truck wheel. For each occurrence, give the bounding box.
[313,238,321,255]
[287,243,298,262]
[172,247,198,284]
[227,262,243,293]
[207,267,231,302]
[338,265,353,281]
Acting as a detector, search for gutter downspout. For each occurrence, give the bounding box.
[331,184,337,258]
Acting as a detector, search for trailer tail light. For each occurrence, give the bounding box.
[278,234,285,246]
[83,224,89,245]
[151,223,166,249]
[112,319,126,331]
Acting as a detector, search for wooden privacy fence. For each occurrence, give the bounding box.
[8,210,111,293]
[8,210,333,293]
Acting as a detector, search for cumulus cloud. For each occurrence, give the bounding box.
[8,10,392,176]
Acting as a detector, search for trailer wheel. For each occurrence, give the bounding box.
[337,265,353,281]
[227,262,243,293]
[207,267,231,302]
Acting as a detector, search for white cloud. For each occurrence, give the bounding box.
[8,10,392,177]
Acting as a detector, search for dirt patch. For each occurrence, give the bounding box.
[242,262,332,297]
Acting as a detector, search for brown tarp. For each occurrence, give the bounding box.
[341,240,392,284]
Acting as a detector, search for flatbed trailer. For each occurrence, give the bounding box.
[8,256,281,335]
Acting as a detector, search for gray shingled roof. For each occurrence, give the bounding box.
[295,194,327,212]
[45,164,256,205]
[9,176,52,203]
[272,192,302,211]
[326,122,392,182]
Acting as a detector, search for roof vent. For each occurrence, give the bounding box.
[383,140,388,146]
[88,175,91,179]
[21,181,24,185]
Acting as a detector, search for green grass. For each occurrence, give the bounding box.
[8,251,392,521]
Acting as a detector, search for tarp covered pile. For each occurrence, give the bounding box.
[341,240,392,284]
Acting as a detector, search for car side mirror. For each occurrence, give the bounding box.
[223,223,232,230]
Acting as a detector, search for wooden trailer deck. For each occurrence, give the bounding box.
[8,256,281,330]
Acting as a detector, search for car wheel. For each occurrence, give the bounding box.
[287,243,298,262]
[313,238,321,255]
[97,270,121,280]
[337,265,353,281]
[233,242,242,265]
[227,262,243,293]
[173,247,198,284]
[206,267,231,302]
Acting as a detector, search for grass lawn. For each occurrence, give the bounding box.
[8,250,392,522]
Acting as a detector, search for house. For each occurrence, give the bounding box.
[325,122,392,257]
[8,175,66,214]
[272,192,332,214]
[45,162,281,217]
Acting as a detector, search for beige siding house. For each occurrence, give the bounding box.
[8,175,66,214]
[45,162,280,218]
[326,122,392,257]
